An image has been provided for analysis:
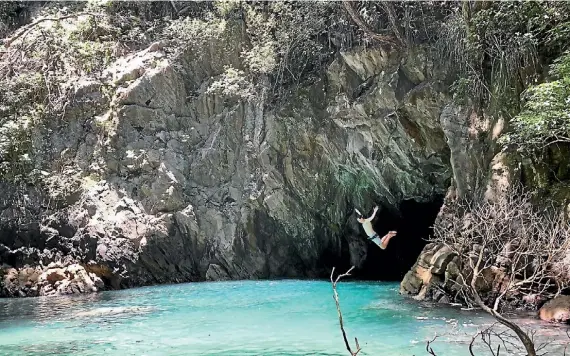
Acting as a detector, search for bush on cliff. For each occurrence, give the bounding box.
[500,51,570,153]
[0,1,166,183]
[439,1,570,114]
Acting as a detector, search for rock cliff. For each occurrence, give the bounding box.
[5,2,565,303]
[1,15,457,297]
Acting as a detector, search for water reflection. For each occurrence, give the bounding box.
[0,290,133,324]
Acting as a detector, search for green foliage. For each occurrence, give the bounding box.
[207,66,253,99]
[439,1,570,113]
[0,69,46,181]
[213,0,240,17]
[499,51,570,152]
[0,3,159,182]
[168,1,346,103]
[163,13,227,49]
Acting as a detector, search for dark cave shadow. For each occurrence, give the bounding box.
[355,197,444,281]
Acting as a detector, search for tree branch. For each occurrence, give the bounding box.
[428,184,569,356]
[342,1,400,47]
[3,12,102,48]
[331,266,361,356]
[378,2,406,46]
[425,334,439,356]
[469,237,536,355]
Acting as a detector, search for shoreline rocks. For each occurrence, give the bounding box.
[1,263,105,297]
[400,243,457,301]
[539,296,570,323]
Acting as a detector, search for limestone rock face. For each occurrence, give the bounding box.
[539,296,570,323]
[400,243,507,304]
[400,243,450,299]
[399,92,521,305]
[0,21,456,297]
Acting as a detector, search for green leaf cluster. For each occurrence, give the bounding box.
[500,51,570,152]
[441,1,570,113]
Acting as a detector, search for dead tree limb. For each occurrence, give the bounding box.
[378,2,406,46]
[330,266,361,356]
[425,334,439,356]
[341,1,400,47]
[3,12,102,48]
[430,185,570,356]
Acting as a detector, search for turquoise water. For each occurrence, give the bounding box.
[0,280,565,355]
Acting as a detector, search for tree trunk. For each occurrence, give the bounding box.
[470,278,536,356]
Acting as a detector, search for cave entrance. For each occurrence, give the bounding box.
[356,197,444,281]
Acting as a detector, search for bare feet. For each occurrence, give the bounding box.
[379,231,397,250]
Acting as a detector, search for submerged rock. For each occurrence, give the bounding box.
[73,306,154,318]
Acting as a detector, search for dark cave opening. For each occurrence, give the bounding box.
[354,197,444,282]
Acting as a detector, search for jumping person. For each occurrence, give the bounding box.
[355,206,397,250]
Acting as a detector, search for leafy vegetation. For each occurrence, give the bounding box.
[438,1,570,113]
[499,51,570,152]
[199,1,346,104]
[0,1,169,182]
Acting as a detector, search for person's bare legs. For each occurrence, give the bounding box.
[379,231,397,249]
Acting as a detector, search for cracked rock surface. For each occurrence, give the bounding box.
[1,21,491,298]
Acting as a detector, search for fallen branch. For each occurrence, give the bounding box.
[429,185,570,356]
[426,334,439,356]
[3,12,102,48]
[330,266,361,356]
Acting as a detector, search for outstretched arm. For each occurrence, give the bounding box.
[366,206,379,221]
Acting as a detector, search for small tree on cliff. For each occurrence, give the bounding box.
[431,185,570,356]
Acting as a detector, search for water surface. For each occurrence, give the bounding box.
[0,280,566,355]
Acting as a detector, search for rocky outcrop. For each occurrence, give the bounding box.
[400,242,510,306]
[539,296,570,323]
[0,18,458,297]
[1,263,104,297]
[400,243,459,302]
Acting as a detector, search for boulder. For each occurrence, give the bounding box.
[400,244,456,299]
[45,268,67,283]
[205,264,230,281]
[0,266,42,297]
[539,296,570,323]
[429,246,457,275]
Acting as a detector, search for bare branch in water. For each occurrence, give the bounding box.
[330,266,361,356]
[425,334,439,355]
